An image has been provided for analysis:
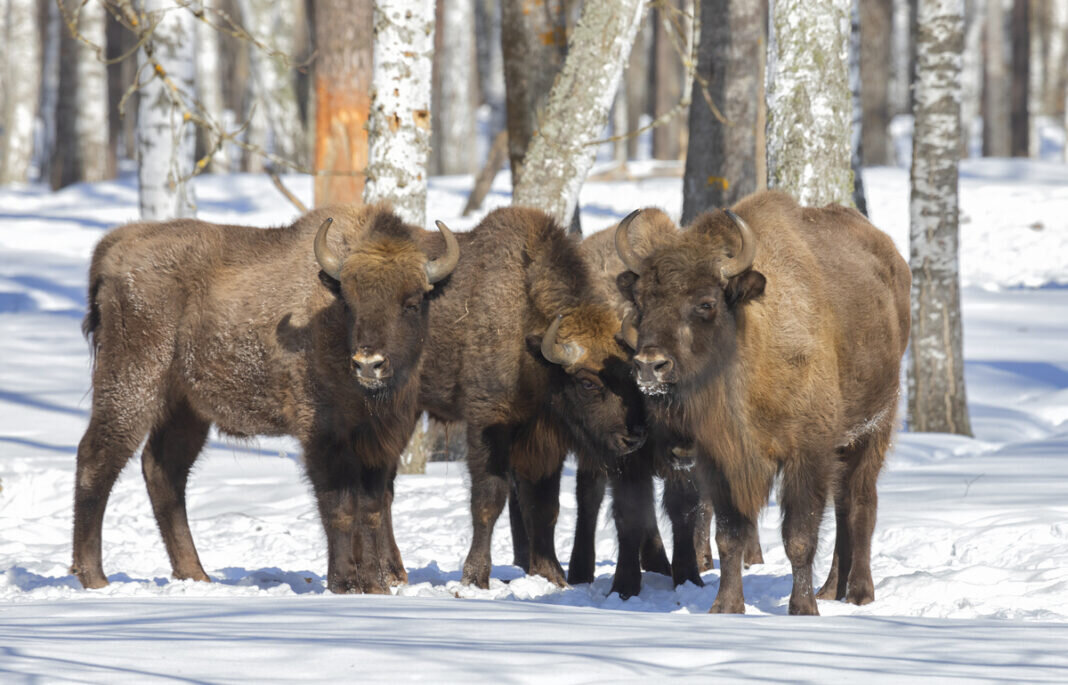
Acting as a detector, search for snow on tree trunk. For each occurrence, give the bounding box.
[860,0,891,165]
[511,0,644,226]
[50,0,110,190]
[195,0,228,172]
[766,0,854,207]
[313,0,373,206]
[681,0,762,224]
[908,0,972,436]
[982,0,1010,156]
[431,0,477,176]
[238,0,305,172]
[959,0,985,158]
[138,0,197,220]
[0,0,40,184]
[363,0,434,226]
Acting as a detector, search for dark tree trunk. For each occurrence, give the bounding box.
[860,0,891,165]
[983,0,1010,156]
[1010,0,1029,156]
[681,0,761,224]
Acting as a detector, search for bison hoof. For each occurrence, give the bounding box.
[386,565,408,587]
[672,563,704,589]
[529,559,567,588]
[641,550,672,577]
[461,563,490,590]
[709,596,745,614]
[788,595,819,616]
[567,566,594,586]
[610,567,641,600]
[846,583,874,606]
[76,574,109,590]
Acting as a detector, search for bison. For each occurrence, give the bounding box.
[72,204,458,594]
[615,190,910,614]
[418,206,648,588]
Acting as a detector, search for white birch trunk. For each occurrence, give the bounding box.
[138,0,197,220]
[511,0,644,225]
[34,0,61,180]
[194,0,228,172]
[959,0,985,157]
[908,0,971,435]
[432,0,477,175]
[0,0,40,184]
[889,0,912,117]
[363,0,435,227]
[766,0,854,207]
[1027,1,1042,158]
[238,0,304,171]
[1047,1,1068,155]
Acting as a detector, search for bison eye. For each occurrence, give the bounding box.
[402,297,421,314]
[694,299,716,318]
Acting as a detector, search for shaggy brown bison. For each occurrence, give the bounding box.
[72,204,458,594]
[616,190,910,614]
[418,206,647,588]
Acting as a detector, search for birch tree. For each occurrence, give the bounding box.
[889,0,913,117]
[313,0,373,206]
[138,0,197,220]
[766,0,854,207]
[1009,0,1028,156]
[33,0,61,180]
[982,0,1010,156]
[511,0,645,225]
[431,0,477,175]
[0,0,40,184]
[681,0,762,223]
[860,0,891,165]
[959,0,985,157]
[51,0,110,189]
[908,0,971,436]
[195,0,228,172]
[850,0,868,214]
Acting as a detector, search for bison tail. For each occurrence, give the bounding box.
[82,275,103,356]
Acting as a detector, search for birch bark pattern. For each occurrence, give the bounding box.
[51,0,110,190]
[362,0,434,227]
[0,0,40,184]
[138,0,197,220]
[511,0,645,225]
[313,0,372,206]
[681,0,762,223]
[908,0,972,436]
[766,0,854,207]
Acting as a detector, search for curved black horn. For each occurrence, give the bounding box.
[541,315,584,367]
[426,220,460,284]
[620,309,639,351]
[614,209,645,275]
[720,209,756,279]
[314,217,342,280]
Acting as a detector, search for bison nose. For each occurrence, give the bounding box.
[619,432,646,452]
[351,350,393,380]
[634,348,675,384]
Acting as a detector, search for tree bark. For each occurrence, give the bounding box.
[766,0,854,207]
[625,16,652,160]
[51,0,111,190]
[431,0,478,176]
[32,0,60,179]
[194,0,227,172]
[1009,0,1029,156]
[652,0,689,160]
[959,0,985,157]
[889,0,913,117]
[681,0,762,224]
[0,0,40,184]
[908,0,971,436]
[859,0,891,165]
[137,0,197,220]
[313,0,373,206]
[474,0,506,128]
[982,0,1010,156]
[850,0,868,215]
[511,0,644,226]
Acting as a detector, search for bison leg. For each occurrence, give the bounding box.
[566,467,605,585]
[516,466,567,587]
[380,470,407,586]
[663,475,704,589]
[832,426,888,605]
[461,425,510,589]
[694,499,714,573]
[351,464,395,594]
[816,490,849,602]
[780,457,829,616]
[744,526,764,567]
[607,457,664,598]
[304,439,367,594]
[705,467,750,614]
[507,475,530,572]
[140,397,211,583]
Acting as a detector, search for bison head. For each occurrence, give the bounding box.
[614,208,765,397]
[528,309,647,457]
[315,214,458,395]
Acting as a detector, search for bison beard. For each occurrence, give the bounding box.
[71,204,457,594]
[616,190,910,615]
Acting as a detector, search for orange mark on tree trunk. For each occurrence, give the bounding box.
[314,77,371,207]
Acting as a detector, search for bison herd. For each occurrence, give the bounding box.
[70,190,910,616]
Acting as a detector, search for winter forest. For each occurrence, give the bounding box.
[2,0,1068,681]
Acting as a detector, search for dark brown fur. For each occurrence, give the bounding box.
[73,203,442,594]
[417,206,647,588]
[618,191,910,614]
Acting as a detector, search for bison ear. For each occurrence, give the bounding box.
[725,270,765,308]
[318,269,342,296]
[616,271,639,303]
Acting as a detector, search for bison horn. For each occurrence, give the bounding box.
[620,309,639,351]
[720,209,757,280]
[614,209,645,275]
[541,314,584,367]
[314,217,343,280]
[671,444,697,460]
[426,220,460,284]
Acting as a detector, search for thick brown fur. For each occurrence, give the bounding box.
[73,203,443,594]
[618,190,910,615]
[417,206,647,588]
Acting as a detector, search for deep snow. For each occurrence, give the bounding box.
[2,160,1068,682]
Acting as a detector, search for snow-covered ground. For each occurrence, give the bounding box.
[2,161,1068,681]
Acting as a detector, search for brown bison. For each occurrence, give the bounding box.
[72,204,458,594]
[615,190,910,614]
[418,207,647,588]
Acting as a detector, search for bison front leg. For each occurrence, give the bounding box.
[607,459,664,599]
[567,467,605,585]
[507,475,530,572]
[704,466,752,614]
[461,425,510,589]
[515,466,567,587]
[663,475,704,589]
[378,471,408,587]
[780,456,829,616]
[349,465,396,595]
